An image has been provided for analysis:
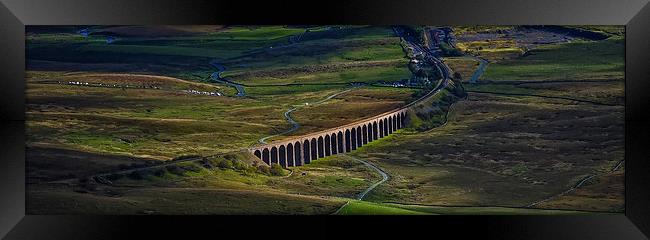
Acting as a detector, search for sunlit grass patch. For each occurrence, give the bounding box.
[336,200,429,215]
[213,26,306,40]
[483,38,624,81]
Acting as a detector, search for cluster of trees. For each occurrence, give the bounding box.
[204,157,285,177]
[409,62,442,84]
[413,93,458,131]
[410,80,467,132]
[398,25,425,45]
[439,42,463,57]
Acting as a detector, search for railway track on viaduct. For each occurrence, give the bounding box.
[251,30,452,167]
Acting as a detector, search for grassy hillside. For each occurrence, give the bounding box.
[350,91,623,210]
[482,37,624,81]
[26,25,415,161]
[25,25,624,215]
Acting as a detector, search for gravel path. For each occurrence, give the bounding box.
[209,60,246,97]
[257,88,354,144]
[345,155,389,200]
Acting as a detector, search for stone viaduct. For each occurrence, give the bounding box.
[250,34,451,168]
[251,108,409,167]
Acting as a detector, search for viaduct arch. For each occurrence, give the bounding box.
[250,46,451,168]
[251,108,409,168]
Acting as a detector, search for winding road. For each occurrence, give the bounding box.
[331,154,390,215]
[209,60,246,97]
[257,28,452,146]
[346,155,389,200]
[331,28,455,204]
[257,88,354,144]
[53,27,451,190]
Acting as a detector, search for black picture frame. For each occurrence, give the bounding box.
[1,0,649,239]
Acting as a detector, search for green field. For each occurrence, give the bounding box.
[228,62,410,86]
[336,200,427,215]
[25,25,624,215]
[482,37,624,81]
[27,26,407,85]
[335,200,590,215]
[28,185,345,215]
[26,26,416,161]
[26,25,420,214]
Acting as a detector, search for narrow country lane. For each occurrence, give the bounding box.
[209,59,246,97]
[257,88,354,144]
[331,154,390,215]
[345,154,389,200]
